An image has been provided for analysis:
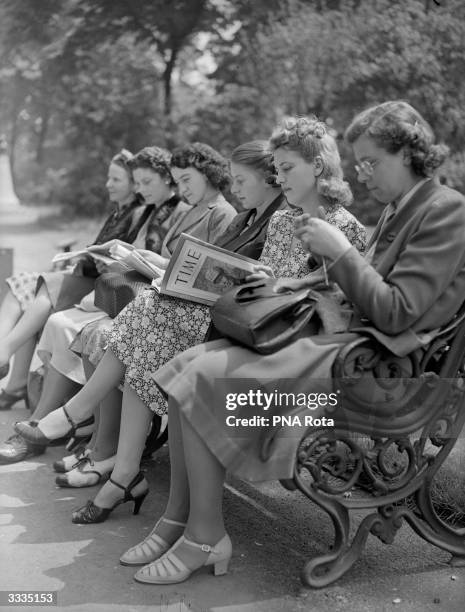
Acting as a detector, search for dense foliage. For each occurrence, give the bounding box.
[0,0,463,220]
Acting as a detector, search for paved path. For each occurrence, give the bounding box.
[0,205,464,611]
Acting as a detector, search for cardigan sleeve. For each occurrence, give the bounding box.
[329,193,465,334]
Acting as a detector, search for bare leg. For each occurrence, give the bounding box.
[137,401,226,572]
[91,388,122,460]
[55,357,121,462]
[120,397,189,560]
[180,414,226,545]
[31,364,82,420]
[0,289,22,338]
[92,383,152,506]
[0,285,52,365]
[31,348,125,439]
[164,398,190,522]
[82,357,98,450]
[4,337,36,391]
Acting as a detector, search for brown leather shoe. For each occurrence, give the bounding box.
[0,434,45,464]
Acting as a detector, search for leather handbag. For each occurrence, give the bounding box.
[210,278,319,354]
[94,270,150,318]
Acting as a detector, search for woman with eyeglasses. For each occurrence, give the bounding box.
[105,101,464,586]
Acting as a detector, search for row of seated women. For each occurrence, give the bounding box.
[3,100,465,586]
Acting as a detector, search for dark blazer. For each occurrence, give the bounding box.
[330,180,465,354]
[215,193,286,260]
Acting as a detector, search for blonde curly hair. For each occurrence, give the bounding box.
[269,116,353,208]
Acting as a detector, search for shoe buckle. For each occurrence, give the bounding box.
[201,544,211,553]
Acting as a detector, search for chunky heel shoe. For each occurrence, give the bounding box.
[120,516,186,566]
[134,533,232,585]
[14,406,94,446]
[0,386,28,411]
[71,472,148,524]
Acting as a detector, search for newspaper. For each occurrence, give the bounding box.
[51,238,135,266]
[51,239,163,279]
[159,233,257,305]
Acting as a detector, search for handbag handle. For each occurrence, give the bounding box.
[255,300,317,353]
[234,280,295,304]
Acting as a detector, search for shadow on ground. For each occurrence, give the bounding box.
[2,404,463,612]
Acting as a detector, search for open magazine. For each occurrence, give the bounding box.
[51,239,164,279]
[159,234,257,306]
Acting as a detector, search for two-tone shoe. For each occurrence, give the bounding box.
[14,406,94,447]
[55,454,116,488]
[53,447,91,473]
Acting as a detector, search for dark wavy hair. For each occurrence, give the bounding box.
[269,116,353,207]
[344,100,449,177]
[231,140,279,187]
[110,149,133,178]
[128,146,175,186]
[171,142,231,192]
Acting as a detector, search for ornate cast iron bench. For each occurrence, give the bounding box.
[279,305,465,588]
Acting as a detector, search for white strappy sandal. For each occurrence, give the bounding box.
[134,533,232,584]
[120,516,186,566]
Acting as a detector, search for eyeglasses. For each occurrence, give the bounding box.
[354,159,378,177]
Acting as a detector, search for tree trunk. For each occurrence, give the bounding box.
[162,46,179,147]
[9,110,19,181]
[163,47,179,117]
[36,106,50,164]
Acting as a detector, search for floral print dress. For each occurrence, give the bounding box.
[107,206,367,415]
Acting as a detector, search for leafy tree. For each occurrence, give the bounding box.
[1,0,464,219]
[0,0,228,211]
[195,0,465,222]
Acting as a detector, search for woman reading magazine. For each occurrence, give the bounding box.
[0,146,189,463]
[6,142,235,466]
[16,125,366,529]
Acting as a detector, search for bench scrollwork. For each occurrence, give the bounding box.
[286,307,465,587]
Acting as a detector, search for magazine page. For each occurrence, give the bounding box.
[51,239,135,265]
[51,249,115,266]
[87,238,135,254]
[160,233,257,305]
[121,250,164,280]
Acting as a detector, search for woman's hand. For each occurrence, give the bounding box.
[95,260,109,275]
[274,274,326,294]
[295,213,351,261]
[245,264,275,283]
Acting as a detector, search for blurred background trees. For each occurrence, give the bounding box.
[0,0,463,221]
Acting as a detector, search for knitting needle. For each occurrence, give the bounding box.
[322,256,329,286]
